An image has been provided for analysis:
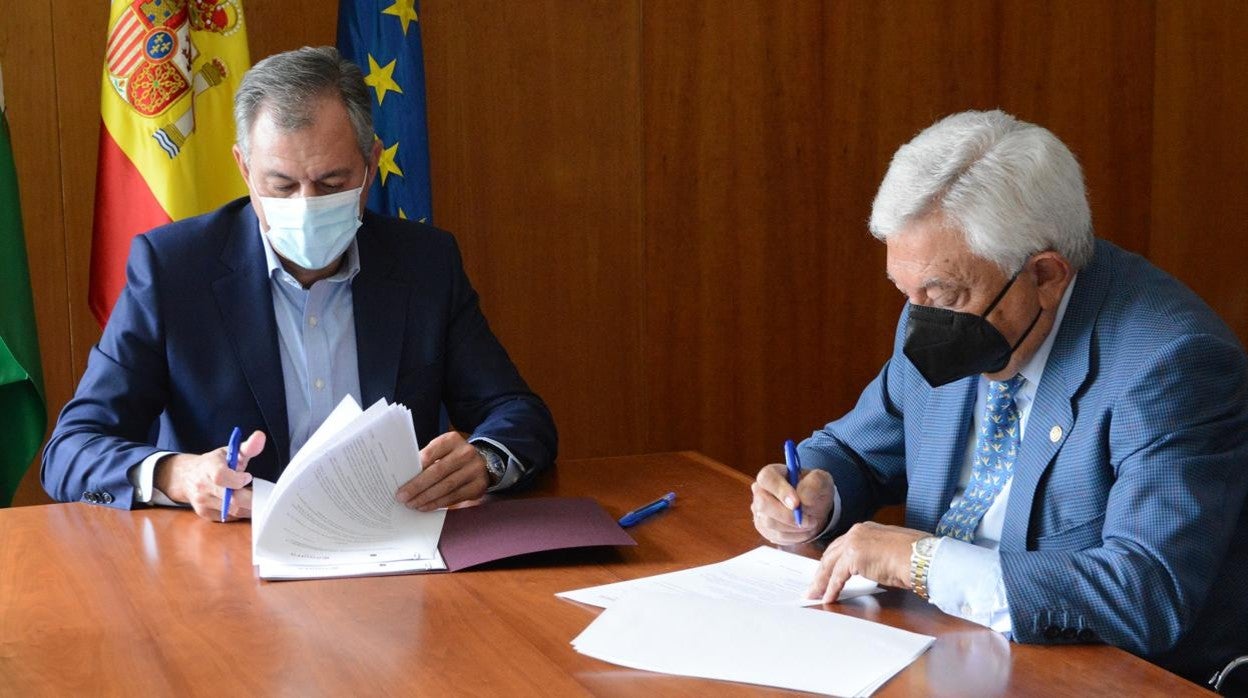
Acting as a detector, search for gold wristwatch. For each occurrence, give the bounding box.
[910,536,940,601]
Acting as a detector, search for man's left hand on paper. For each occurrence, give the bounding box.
[154,430,266,522]
[808,521,926,603]
[395,432,490,511]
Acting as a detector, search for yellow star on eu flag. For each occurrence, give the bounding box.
[364,55,404,106]
[378,139,404,185]
[382,0,419,36]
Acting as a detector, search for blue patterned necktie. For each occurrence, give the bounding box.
[936,374,1026,542]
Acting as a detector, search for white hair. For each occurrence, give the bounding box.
[869,110,1093,272]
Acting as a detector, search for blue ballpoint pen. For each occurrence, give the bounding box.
[220,427,242,523]
[618,492,676,528]
[784,439,803,525]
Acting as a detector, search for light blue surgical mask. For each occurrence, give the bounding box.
[258,175,366,270]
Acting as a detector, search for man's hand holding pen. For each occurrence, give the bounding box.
[750,463,834,546]
[155,430,266,521]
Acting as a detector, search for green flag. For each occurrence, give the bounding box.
[0,67,47,507]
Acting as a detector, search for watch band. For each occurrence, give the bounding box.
[910,536,940,601]
[475,443,507,487]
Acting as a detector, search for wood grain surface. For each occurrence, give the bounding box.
[0,452,1210,696]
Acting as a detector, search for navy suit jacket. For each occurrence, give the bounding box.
[43,198,557,508]
[802,240,1248,682]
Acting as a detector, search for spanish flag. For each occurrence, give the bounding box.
[89,0,251,325]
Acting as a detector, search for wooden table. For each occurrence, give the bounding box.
[0,452,1209,696]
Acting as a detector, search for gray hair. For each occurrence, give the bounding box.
[233,46,373,165]
[869,110,1093,272]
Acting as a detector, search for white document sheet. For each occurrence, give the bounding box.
[251,396,446,578]
[557,545,879,608]
[253,550,448,580]
[571,590,934,696]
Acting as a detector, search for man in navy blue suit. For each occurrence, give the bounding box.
[43,47,556,521]
[752,110,1247,687]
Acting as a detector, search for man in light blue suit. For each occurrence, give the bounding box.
[43,47,556,520]
[752,110,1247,688]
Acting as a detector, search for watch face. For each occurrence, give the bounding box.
[918,536,939,556]
[481,449,506,482]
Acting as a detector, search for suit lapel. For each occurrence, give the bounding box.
[211,206,291,467]
[999,241,1111,552]
[353,217,408,406]
[908,378,977,532]
[1000,373,1074,552]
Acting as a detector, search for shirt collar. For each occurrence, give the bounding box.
[1017,273,1078,390]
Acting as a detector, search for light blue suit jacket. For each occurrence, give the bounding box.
[802,240,1248,683]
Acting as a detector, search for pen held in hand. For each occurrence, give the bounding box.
[619,492,676,528]
[220,426,242,523]
[784,440,803,526]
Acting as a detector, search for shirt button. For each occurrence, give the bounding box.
[1049,425,1063,443]
[314,378,325,390]
[308,316,318,327]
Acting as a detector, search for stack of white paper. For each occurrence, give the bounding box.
[251,396,448,579]
[571,590,934,696]
[558,546,880,608]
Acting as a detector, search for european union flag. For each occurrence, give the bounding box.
[337,0,433,223]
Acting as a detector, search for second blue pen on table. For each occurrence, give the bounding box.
[783,439,803,525]
[619,492,676,528]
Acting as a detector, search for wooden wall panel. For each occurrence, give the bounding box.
[421,1,645,460]
[7,1,1248,508]
[644,0,828,476]
[1151,1,1248,344]
[2,3,67,506]
[244,4,337,61]
[50,0,110,429]
[998,0,1155,256]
